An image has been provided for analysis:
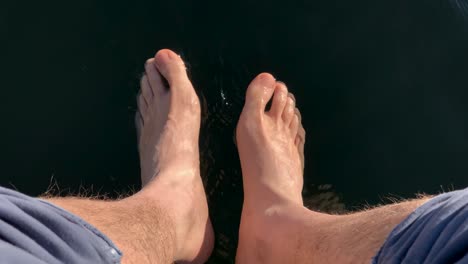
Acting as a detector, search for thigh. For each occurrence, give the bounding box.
[0,187,121,264]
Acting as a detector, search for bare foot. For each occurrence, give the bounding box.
[236,73,309,263]
[134,49,214,263]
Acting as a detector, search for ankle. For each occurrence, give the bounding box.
[132,171,211,263]
[238,204,345,264]
[238,204,305,263]
[118,196,178,262]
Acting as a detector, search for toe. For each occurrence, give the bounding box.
[154,49,191,88]
[244,73,276,111]
[296,124,306,170]
[295,107,302,123]
[289,93,296,104]
[135,111,144,142]
[140,75,153,104]
[294,135,301,146]
[268,82,288,119]
[296,126,306,146]
[289,114,299,138]
[296,132,305,170]
[282,96,295,125]
[294,107,305,143]
[145,58,167,95]
[294,107,306,169]
[137,91,148,121]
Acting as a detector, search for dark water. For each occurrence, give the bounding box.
[2,0,468,263]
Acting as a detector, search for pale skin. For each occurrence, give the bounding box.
[48,49,214,264]
[45,49,430,264]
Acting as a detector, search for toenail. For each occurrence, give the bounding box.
[166,51,179,60]
[145,58,154,65]
[289,93,296,102]
[258,72,276,82]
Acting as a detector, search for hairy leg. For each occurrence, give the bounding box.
[236,73,431,263]
[47,49,214,264]
[247,197,430,263]
[47,193,177,263]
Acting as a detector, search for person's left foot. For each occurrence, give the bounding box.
[235,73,308,263]
[135,49,214,263]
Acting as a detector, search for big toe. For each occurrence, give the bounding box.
[244,73,276,111]
[154,49,191,89]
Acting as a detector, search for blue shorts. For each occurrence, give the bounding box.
[0,186,466,263]
[0,187,122,264]
[372,188,468,264]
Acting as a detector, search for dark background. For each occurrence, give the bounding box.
[2,0,468,262]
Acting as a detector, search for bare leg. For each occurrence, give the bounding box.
[235,73,430,264]
[48,49,214,264]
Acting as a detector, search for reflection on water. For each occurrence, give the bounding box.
[304,184,346,214]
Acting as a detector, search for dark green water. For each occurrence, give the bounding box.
[2,0,468,263]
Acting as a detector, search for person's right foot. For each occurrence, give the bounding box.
[235,73,308,264]
[135,49,213,263]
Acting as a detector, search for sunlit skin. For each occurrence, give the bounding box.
[47,50,432,264]
[134,49,214,263]
[236,73,309,263]
[49,49,214,264]
[235,73,429,264]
